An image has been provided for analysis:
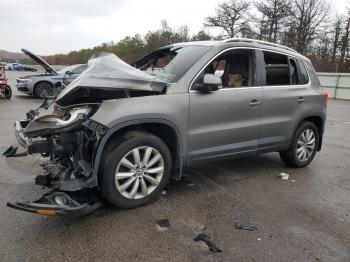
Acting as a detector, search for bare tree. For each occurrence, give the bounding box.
[205,0,250,37]
[340,9,350,67]
[331,16,343,62]
[254,0,291,43]
[288,0,331,54]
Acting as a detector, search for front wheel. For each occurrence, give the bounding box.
[33,82,53,98]
[100,131,172,208]
[280,121,319,168]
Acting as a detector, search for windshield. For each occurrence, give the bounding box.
[135,45,211,82]
[57,65,77,75]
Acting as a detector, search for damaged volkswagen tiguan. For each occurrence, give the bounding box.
[4,38,327,216]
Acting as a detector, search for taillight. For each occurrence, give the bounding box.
[323,90,328,103]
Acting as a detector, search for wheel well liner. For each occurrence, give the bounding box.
[92,119,184,182]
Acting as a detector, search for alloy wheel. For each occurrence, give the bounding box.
[296,129,316,162]
[115,146,164,199]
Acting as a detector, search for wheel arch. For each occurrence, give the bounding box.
[34,80,54,88]
[296,115,324,151]
[93,119,184,183]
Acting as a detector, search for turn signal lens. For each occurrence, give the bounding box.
[36,209,56,216]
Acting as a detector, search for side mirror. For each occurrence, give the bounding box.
[65,71,71,75]
[194,74,222,92]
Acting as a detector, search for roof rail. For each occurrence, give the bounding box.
[222,38,296,53]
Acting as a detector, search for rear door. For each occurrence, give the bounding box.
[258,50,310,152]
[187,49,263,163]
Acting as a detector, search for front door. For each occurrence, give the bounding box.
[187,49,262,164]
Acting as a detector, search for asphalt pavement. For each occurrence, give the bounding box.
[0,70,349,262]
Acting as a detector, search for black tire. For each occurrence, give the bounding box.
[33,82,53,98]
[5,85,11,99]
[100,131,172,208]
[280,121,319,168]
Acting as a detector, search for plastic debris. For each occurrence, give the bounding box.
[234,221,257,231]
[187,183,195,187]
[257,238,261,241]
[156,219,170,228]
[161,190,167,195]
[156,219,170,231]
[194,233,222,253]
[278,172,289,180]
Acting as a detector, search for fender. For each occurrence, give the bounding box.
[92,118,185,183]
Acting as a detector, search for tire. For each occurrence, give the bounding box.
[5,85,11,99]
[280,121,319,168]
[100,131,172,208]
[33,82,53,98]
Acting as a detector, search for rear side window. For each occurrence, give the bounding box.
[263,51,290,85]
[297,59,309,84]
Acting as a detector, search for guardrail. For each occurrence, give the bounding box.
[317,72,350,100]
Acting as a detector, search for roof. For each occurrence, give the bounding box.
[171,38,305,59]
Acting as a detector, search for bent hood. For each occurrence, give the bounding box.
[55,52,167,106]
[21,49,58,75]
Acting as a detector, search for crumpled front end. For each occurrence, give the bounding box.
[4,101,106,216]
[4,51,167,216]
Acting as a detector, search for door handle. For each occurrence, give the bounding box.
[297,97,306,103]
[249,99,261,107]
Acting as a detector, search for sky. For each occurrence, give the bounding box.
[0,0,349,55]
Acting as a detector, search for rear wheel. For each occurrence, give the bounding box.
[100,131,172,208]
[280,121,319,167]
[33,82,53,98]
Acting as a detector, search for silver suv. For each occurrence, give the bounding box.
[6,39,327,216]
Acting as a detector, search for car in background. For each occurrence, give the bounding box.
[16,49,87,98]
[21,65,37,72]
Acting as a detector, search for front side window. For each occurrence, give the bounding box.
[194,49,256,89]
[72,65,87,74]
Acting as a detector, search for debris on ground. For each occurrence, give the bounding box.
[156,219,170,231]
[194,233,222,253]
[278,172,289,180]
[233,221,258,231]
[187,183,195,187]
[291,179,296,183]
[161,190,167,195]
[257,238,261,241]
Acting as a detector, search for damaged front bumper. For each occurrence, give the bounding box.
[4,102,107,216]
[7,189,104,217]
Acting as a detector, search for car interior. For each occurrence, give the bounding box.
[204,51,255,88]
